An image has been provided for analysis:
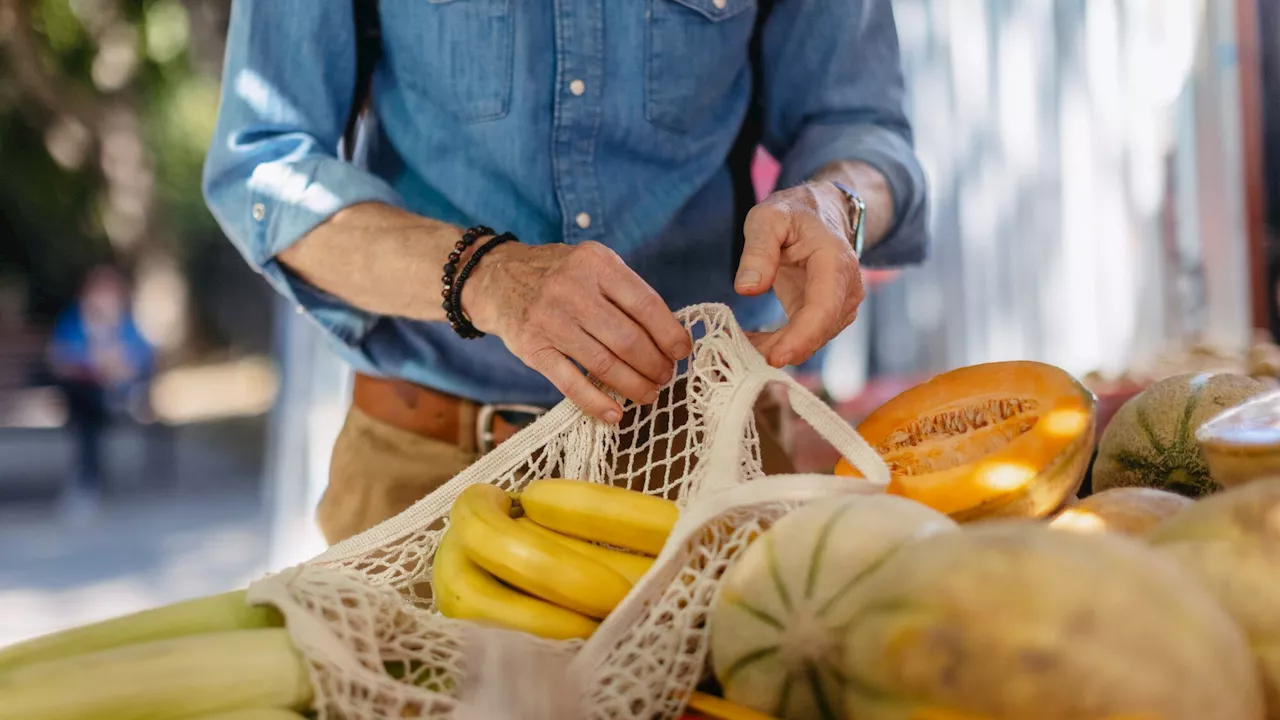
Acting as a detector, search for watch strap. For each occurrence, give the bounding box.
[830,181,866,259]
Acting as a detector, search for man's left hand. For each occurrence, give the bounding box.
[734,181,865,368]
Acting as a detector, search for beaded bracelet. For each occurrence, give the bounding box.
[441,226,494,333]
[446,232,516,339]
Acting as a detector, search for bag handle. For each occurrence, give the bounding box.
[694,328,889,496]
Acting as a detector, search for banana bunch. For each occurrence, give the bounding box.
[432,479,679,640]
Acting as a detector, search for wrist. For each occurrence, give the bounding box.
[460,238,527,335]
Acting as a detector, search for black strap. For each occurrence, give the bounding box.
[342,0,383,163]
[728,0,776,280]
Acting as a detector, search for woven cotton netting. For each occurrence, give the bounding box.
[246,303,890,720]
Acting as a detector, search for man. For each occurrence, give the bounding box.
[203,0,929,545]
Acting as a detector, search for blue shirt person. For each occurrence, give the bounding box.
[47,266,154,508]
[201,0,929,419]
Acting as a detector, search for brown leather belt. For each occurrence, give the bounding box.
[351,373,547,454]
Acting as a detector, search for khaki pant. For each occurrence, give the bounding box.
[317,387,796,546]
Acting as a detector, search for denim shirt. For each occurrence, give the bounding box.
[202,0,928,406]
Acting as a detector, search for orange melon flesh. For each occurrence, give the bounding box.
[836,361,1097,520]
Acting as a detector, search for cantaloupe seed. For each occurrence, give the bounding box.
[879,398,1041,475]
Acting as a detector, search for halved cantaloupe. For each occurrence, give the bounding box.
[1196,388,1280,490]
[835,361,1097,521]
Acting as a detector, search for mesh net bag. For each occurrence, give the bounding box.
[246,303,891,720]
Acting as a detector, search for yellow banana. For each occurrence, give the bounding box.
[514,517,654,585]
[519,479,678,556]
[449,484,632,618]
[432,528,599,640]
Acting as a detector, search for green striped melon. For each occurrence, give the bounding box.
[1093,372,1266,498]
[840,523,1263,720]
[709,494,957,720]
[1147,478,1280,717]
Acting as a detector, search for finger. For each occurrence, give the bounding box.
[767,256,852,367]
[736,204,787,295]
[584,301,675,386]
[601,266,692,361]
[745,330,780,356]
[561,327,660,406]
[526,347,623,422]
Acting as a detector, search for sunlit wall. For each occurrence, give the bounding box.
[859,0,1250,385]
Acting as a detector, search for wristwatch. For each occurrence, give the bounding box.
[830,181,866,259]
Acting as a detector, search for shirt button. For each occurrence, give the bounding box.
[295,305,305,315]
[252,203,265,221]
[569,79,586,96]
[575,212,592,230]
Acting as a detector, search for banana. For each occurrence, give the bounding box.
[432,528,599,640]
[514,517,655,585]
[449,483,632,618]
[519,479,678,556]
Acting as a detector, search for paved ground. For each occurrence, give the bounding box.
[0,427,270,647]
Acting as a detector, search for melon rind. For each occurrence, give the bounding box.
[840,523,1264,720]
[710,495,958,720]
[1093,372,1266,498]
[1048,487,1193,537]
[1148,478,1280,718]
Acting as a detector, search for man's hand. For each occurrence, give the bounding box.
[735,181,865,367]
[736,161,893,368]
[278,204,690,422]
[463,241,692,423]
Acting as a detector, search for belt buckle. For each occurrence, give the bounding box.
[476,403,547,454]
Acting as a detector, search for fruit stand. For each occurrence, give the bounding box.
[5,305,1280,720]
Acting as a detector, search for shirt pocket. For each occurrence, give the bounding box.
[646,0,756,135]
[380,0,514,124]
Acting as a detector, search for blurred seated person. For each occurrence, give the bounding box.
[46,266,154,514]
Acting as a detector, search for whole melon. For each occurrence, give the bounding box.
[1093,372,1266,497]
[839,523,1263,720]
[710,494,958,720]
[1048,487,1193,537]
[1147,478,1280,717]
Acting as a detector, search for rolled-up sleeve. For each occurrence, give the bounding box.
[759,0,929,267]
[201,0,402,347]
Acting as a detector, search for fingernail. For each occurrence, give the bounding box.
[603,410,621,424]
[641,390,658,405]
[671,341,691,359]
[736,270,761,288]
[774,353,794,368]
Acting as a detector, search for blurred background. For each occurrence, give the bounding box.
[0,0,1275,646]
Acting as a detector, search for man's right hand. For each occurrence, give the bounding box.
[463,241,691,423]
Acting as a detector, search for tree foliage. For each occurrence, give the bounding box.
[0,0,230,320]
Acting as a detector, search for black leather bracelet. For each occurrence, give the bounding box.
[448,232,516,339]
[441,226,494,333]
